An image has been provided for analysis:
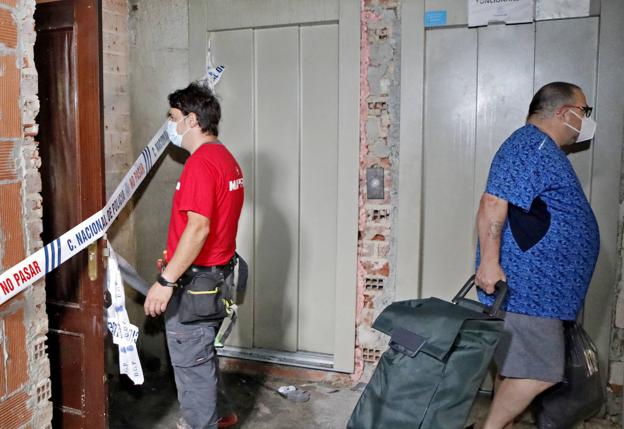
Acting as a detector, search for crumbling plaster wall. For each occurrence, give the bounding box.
[608,137,624,414]
[128,0,190,371]
[356,0,402,377]
[0,0,51,428]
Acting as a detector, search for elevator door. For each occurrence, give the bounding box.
[212,24,340,355]
[188,0,360,372]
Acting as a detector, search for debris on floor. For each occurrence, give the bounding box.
[109,369,619,429]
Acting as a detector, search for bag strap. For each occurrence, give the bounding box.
[235,252,248,293]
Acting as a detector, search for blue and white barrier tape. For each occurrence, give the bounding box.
[0,122,170,305]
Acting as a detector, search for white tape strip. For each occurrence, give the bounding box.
[201,65,225,92]
[106,244,144,384]
[0,122,170,306]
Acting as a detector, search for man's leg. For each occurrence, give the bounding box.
[166,293,220,429]
[482,377,554,429]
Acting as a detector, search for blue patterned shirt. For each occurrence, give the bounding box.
[477,124,599,320]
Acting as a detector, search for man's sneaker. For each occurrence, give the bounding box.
[217,413,239,428]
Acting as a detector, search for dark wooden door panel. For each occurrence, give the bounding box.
[35,0,106,427]
[36,14,82,305]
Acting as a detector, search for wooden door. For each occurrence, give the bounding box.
[34,0,107,427]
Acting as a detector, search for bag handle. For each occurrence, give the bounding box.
[452,275,508,317]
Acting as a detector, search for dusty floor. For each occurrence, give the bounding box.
[109,369,619,429]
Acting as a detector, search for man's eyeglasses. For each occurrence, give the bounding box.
[562,104,593,117]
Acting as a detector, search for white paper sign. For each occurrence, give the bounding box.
[468,0,534,27]
[535,0,590,21]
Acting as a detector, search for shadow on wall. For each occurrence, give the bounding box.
[253,150,295,350]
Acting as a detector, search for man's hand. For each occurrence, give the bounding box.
[476,260,506,294]
[144,283,174,317]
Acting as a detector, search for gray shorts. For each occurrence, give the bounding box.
[494,312,565,383]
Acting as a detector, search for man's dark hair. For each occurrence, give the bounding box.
[527,82,582,119]
[168,82,221,136]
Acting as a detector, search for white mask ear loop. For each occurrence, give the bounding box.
[563,109,582,133]
[178,115,193,139]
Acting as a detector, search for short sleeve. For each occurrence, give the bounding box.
[177,157,218,220]
[485,138,545,211]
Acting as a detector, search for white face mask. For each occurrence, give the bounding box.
[166,115,190,148]
[564,109,597,143]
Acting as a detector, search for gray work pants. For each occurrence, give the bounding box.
[165,289,227,429]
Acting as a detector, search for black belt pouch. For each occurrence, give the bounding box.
[178,271,227,324]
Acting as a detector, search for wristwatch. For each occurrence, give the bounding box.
[156,273,177,287]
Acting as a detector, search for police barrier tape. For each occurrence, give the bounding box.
[0,121,171,306]
[107,244,144,384]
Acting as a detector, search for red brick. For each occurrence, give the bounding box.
[0,391,32,429]
[0,141,16,180]
[0,9,17,48]
[0,342,6,397]
[5,308,28,394]
[0,183,26,268]
[0,55,21,138]
[0,0,17,8]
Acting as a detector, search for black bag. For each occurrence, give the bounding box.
[178,271,227,323]
[533,321,605,429]
[347,277,507,429]
[177,253,248,323]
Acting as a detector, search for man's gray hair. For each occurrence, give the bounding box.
[527,82,582,119]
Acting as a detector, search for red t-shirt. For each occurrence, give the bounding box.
[166,143,244,266]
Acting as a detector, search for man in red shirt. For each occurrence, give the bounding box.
[144,83,244,429]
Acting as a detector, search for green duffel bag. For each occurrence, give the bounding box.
[347,277,506,429]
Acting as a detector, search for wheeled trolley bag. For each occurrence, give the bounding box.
[347,277,507,429]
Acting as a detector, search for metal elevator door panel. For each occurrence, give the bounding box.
[421,18,599,302]
[422,26,478,300]
[212,24,339,355]
[534,17,599,196]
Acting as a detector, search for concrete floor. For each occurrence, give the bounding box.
[109,369,619,429]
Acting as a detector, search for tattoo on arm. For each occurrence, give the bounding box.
[487,221,503,239]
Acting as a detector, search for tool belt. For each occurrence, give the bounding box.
[178,257,237,285]
[177,254,248,324]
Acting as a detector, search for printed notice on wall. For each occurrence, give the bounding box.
[535,0,590,21]
[468,0,534,27]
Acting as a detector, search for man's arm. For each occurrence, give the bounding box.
[475,192,508,294]
[144,211,210,317]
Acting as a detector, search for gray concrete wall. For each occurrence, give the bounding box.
[128,0,190,371]
[103,0,136,268]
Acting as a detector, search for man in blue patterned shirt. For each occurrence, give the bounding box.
[475,82,600,429]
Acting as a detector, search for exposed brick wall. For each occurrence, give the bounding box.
[0,0,51,428]
[355,0,401,379]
